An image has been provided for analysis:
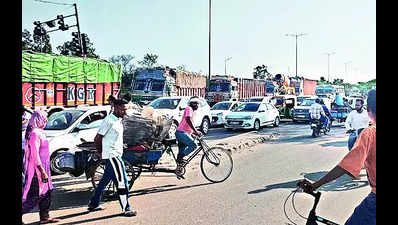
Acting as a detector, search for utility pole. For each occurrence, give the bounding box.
[344,61,352,81]
[324,52,336,82]
[285,33,308,78]
[208,0,212,83]
[224,57,232,75]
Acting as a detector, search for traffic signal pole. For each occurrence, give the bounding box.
[73,3,84,57]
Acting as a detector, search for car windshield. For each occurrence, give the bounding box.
[300,99,316,106]
[211,102,232,110]
[134,80,147,90]
[233,103,259,112]
[248,98,263,102]
[150,80,165,91]
[209,82,230,92]
[149,98,182,109]
[45,110,85,130]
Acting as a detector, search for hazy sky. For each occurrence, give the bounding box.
[22,0,376,84]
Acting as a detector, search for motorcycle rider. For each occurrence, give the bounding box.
[309,98,326,127]
[345,98,370,150]
[319,98,332,130]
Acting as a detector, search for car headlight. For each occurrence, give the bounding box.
[242,116,253,120]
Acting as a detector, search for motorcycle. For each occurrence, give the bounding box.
[310,117,331,137]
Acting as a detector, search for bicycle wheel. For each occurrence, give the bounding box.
[200,147,233,183]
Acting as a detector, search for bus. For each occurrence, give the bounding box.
[315,85,345,100]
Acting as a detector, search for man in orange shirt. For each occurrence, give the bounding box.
[300,89,376,225]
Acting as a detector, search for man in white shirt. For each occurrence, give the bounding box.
[345,98,370,150]
[88,99,137,217]
[310,98,326,120]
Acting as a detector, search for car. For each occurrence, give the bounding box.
[147,96,212,137]
[210,101,241,126]
[247,96,273,103]
[224,102,280,130]
[44,105,112,174]
[297,95,315,105]
[292,97,317,123]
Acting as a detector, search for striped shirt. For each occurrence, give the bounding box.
[309,103,325,119]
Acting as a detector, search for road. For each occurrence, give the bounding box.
[23,121,371,225]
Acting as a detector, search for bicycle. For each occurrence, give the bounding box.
[283,180,339,225]
[91,135,234,197]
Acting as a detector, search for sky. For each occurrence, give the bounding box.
[22,0,376,84]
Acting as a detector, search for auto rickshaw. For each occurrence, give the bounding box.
[271,94,298,119]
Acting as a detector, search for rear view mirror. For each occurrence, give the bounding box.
[259,110,265,113]
[179,107,185,111]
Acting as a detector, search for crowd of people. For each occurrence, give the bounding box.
[21,90,376,225]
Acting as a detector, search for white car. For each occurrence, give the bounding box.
[247,96,273,103]
[44,105,112,174]
[224,102,280,130]
[147,96,212,137]
[210,101,240,126]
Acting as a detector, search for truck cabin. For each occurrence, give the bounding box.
[209,80,231,92]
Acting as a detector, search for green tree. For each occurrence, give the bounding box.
[109,54,136,93]
[138,54,158,68]
[22,29,52,53]
[56,33,99,58]
[253,65,271,79]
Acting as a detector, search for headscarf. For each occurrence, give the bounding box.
[24,109,48,141]
[22,111,31,132]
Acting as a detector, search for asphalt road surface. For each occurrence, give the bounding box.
[23,121,371,225]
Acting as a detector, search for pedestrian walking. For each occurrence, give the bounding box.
[299,89,376,225]
[88,98,137,217]
[22,109,60,224]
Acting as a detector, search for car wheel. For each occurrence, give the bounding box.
[200,117,210,135]
[273,116,280,127]
[253,120,260,131]
[50,151,67,175]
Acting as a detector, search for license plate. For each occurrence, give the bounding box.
[298,115,305,118]
[231,122,240,125]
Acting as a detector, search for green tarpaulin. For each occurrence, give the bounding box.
[22,51,122,83]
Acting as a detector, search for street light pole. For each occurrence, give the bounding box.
[324,52,336,82]
[285,33,308,78]
[344,61,352,81]
[208,0,211,82]
[224,57,232,75]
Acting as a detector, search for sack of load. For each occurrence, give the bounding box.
[123,106,173,149]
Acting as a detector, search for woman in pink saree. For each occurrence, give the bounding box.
[22,109,60,224]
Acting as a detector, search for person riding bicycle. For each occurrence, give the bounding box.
[175,96,203,164]
[309,98,327,128]
[299,89,376,225]
[345,98,369,150]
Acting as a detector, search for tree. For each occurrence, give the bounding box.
[138,54,158,68]
[22,29,52,53]
[253,65,271,79]
[109,54,136,92]
[56,33,99,58]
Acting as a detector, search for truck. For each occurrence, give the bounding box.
[22,51,122,115]
[289,77,317,96]
[205,75,270,106]
[131,67,207,105]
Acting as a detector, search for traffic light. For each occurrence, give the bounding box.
[71,32,82,55]
[45,20,57,28]
[81,33,88,56]
[57,15,69,31]
[33,21,46,36]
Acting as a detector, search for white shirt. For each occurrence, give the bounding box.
[309,103,325,119]
[345,110,370,131]
[97,113,124,159]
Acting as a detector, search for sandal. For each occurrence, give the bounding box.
[39,218,60,224]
